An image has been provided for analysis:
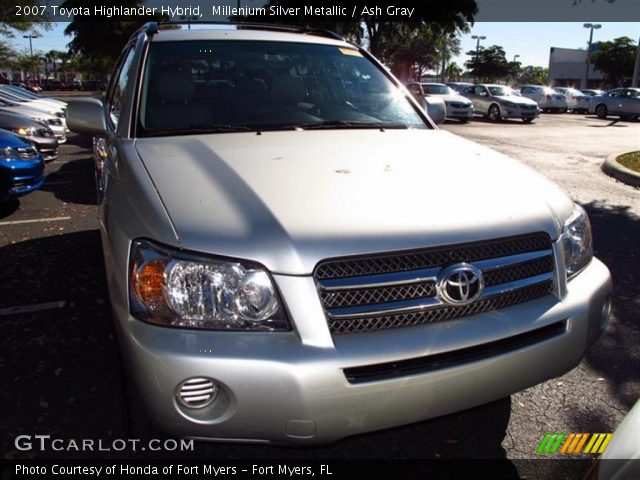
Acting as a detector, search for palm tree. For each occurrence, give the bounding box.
[445,62,463,81]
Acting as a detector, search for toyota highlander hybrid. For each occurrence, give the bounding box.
[67,23,612,444]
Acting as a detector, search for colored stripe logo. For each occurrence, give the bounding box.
[536,433,612,455]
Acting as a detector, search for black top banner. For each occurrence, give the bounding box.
[6,0,640,23]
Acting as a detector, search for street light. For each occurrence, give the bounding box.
[582,23,601,89]
[23,34,39,56]
[513,54,520,63]
[471,35,486,82]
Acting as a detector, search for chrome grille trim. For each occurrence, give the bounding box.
[313,233,555,335]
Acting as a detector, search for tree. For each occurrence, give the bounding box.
[0,0,51,37]
[590,36,637,87]
[241,0,477,80]
[13,50,42,79]
[464,45,515,82]
[516,66,549,85]
[0,40,16,65]
[444,61,463,81]
[62,0,165,77]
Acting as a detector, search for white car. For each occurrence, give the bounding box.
[0,99,66,142]
[0,85,67,111]
[407,82,474,122]
[0,90,67,124]
[519,85,568,112]
[554,87,590,113]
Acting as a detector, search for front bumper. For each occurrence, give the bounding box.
[28,136,59,161]
[0,157,45,200]
[115,258,611,445]
[445,105,474,119]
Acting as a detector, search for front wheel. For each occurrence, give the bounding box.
[459,118,469,124]
[522,117,534,123]
[595,104,608,119]
[488,104,501,122]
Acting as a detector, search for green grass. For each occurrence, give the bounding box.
[617,151,640,173]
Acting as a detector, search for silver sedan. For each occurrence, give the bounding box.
[460,84,540,123]
[590,88,640,120]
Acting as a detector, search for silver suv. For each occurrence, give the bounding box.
[68,23,612,445]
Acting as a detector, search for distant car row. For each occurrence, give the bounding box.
[0,84,69,202]
[4,79,108,92]
[410,82,639,123]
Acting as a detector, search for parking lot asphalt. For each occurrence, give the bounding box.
[0,112,638,475]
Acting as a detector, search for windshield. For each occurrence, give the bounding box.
[138,40,427,136]
[488,86,512,96]
[422,84,453,95]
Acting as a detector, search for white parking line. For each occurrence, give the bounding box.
[0,216,71,226]
[0,300,66,316]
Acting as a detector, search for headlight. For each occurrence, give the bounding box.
[14,127,35,137]
[561,204,593,279]
[129,239,289,331]
[2,147,20,161]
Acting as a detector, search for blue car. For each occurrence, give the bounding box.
[0,128,44,202]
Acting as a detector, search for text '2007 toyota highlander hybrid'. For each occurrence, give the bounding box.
[67,23,612,444]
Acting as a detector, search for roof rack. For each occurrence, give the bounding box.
[155,21,345,42]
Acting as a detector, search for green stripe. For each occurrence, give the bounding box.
[536,433,554,454]
[549,433,567,454]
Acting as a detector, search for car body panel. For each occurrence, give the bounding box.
[0,129,45,201]
[519,85,568,111]
[460,84,539,120]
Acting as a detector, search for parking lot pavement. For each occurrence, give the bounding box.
[0,114,638,472]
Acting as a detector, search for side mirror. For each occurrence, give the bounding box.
[66,97,107,135]
[423,96,446,125]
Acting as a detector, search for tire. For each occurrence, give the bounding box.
[488,104,501,122]
[596,104,608,119]
[459,119,469,124]
[562,108,568,113]
[522,117,534,123]
[123,377,161,440]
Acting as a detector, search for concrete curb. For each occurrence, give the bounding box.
[601,151,640,188]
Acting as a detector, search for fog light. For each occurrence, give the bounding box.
[176,377,219,409]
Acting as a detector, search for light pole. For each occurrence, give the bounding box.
[513,54,520,63]
[582,23,601,89]
[471,35,486,82]
[23,34,38,56]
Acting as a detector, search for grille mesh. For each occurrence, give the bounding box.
[314,233,551,280]
[484,256,554,286]
[328,282,553,335]
[321,281,436,309]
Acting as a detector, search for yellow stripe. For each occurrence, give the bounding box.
[584,433,598,453]
[590,434,606,453]
[574,433,589,453]
[560,434,576,453]
[597,434,613,454]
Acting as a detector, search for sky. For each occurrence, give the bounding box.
[7,22,640,70]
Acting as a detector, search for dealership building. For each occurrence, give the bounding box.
[548,47,604,89]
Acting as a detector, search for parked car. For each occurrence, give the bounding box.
[0,88,66,119]
[0,84,67,111]
[554,87,590,113]
[10,81,42,93]
[407,82,474,122]
[0,129,44,202]
[460,84,540,122]
[446,81,474,93]
[519,85,568,112]
[0,98,67,142]
[82,80,107,91]
[580,89,604,97]
[67,23,612,445]
[590,88,640,120]
[0,111,58,161]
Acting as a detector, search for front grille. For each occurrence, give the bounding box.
[36,128,54,137]
[448,101,470,108]
[519,104,538,110]
[314,233,555,335]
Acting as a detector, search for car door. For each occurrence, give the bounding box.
[618,89,640,116]
[473,86,491,113]
[98,43,137,224]
[605,89,622,114]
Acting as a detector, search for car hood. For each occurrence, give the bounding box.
[0,105,55,121]
[438,94,471,104]
[495,95,538,105]
[0,128,31,148]
[135,129,572,274]
[0,111,45,130]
